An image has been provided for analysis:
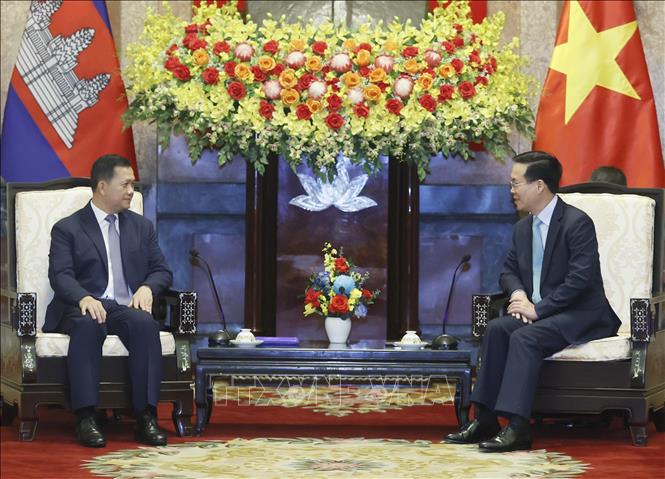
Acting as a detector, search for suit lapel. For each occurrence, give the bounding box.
[118,211,134,282]
[540,199,564,282]
[80,202,108,275]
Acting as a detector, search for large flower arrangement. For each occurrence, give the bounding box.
[303,243,379,320]
[123,1,534,180]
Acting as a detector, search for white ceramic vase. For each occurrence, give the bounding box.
[325,316,352,344]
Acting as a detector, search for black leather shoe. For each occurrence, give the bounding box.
[478,424,532,452]
[444,419,501,444]
[76,416,106,448]
[135,412,167,446]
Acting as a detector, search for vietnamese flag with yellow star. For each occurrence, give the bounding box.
[534,0,664,187]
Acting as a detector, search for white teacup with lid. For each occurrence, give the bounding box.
[235,328,256,343]
[400,330,422,344]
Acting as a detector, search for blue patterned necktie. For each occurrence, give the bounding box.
[105,215,131,305]
[532,216,544,304]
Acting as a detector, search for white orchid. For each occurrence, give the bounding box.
[289,157,377,213]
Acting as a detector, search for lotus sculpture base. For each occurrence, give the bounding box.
[325,316,352,344]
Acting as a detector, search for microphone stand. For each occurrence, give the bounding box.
[189,250,231,346]
[431,255,471,350]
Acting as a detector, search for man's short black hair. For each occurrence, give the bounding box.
[513,150,562,194]
[589,166,627,186]
[90,155,132,192]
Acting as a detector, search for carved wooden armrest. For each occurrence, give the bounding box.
[155,289,198,335]
[1,288,37,337]
[471,292,508,339]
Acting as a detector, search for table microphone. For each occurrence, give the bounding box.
[431,254,471,350]
[189,249,230,346]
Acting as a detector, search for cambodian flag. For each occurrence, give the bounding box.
[1,0,137,182]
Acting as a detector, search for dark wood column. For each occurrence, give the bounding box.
[387,158,420,340]
[244,154,278,335]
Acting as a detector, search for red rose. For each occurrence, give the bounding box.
[484,62,495,75]
[172,65,191,81]
[475,75,488,86]
[258,99,275,119]
[321,66,331,76]
[361,289,372,299]
[166,43,178,56]
[270,63,285,77]
[438,84,455,102]
[453,23,463,33]
[251,66,266,82]
[224,61,237,77]
[263,39,279,54]
[353,103,369,118]
[192,39,207,50]
[182,33,197,49]
[451,58,464,73]
[419,94,437,112]
[442,41,455,54]
[213,41,230,55]
[385,98,403,115]
[185,23,198,34]
[376,81,389,92]
[329,294,349,314]
[295,103,312,121]
[402,46,419,58]
[311,40,328,56]
[201,67,219,85]
[469,52,481,65]
[305,288,320,307]
[453,36,464,48]
[164,56,181,71]
[297,73,315,91]
[227,81,247,100]
[458,81,476,99]
[359,66,371,77]
[335,257,349,273]
[327,94,342,112]
[325,112,344,130]
[356,42,372,53]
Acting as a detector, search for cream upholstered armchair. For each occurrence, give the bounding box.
[1,178,198,440]
[472,183,665,446]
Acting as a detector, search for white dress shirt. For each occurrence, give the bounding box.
[90,201,132,302]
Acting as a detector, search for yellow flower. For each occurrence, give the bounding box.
[343,38,357,52]
[304,303,316,315]
[363,84,381,102]
[279,68,298,89]
[192,48,209,66]
[343,72,362,88]
[306,56,322,72]
[234,63,253,82]
[369,67,386,83]
[438,64,455,78]
[290,38,306,51]
[306,99,323,113]
[404,59,420,74]
[417,73,434,90]
[280,88,299,105]
[384,39,399,52]
[350,288,362,300]
[258,55,276,72]
[355,49,371,66]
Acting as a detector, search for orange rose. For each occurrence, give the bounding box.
[329,294,350,314]
[343,39,357,52]
[192,48,209,66]
[417,73,434,90]
[343,72,362,88]
[280,88,300,105]
[306,56,322,72]
[306,98,323,113]
[369,67,386,83]
[258,55,276,72]
[290,38,306,51]
[363,84,382,102]
[404,58,420,74]
[278,68,298,88]
[234,63,253,82]
[438,64,455,78]
[355,49,371,67]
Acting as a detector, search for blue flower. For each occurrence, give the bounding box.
[355,303,368,318]
[313,272,331,293]
[332,275,356,295]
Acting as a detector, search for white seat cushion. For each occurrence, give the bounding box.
[35,330,176,357]
[546,335,631,362]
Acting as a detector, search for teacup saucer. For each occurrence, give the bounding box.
[230,340,264,348]
[392,341,428,350]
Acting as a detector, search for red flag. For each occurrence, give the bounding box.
[427,0,487,24]
[533,1,664,188]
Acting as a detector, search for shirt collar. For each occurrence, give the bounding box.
[535,195,558,227]
[90,200,117,227]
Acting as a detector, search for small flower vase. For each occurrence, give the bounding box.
[325,316,352,344]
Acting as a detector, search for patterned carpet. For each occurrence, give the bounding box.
[83,437,588,479]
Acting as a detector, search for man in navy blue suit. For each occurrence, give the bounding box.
[445,151,620,452]
[44,154,173,448]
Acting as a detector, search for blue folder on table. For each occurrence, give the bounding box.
[254,336,300,347]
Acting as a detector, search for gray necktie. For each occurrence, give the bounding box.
[105,215,131,305]
[532,216,544,304]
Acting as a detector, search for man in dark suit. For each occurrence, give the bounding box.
[445,151,620,452]
[44,154,173,448]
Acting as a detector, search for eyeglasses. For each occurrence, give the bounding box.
[509,179,534,190]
